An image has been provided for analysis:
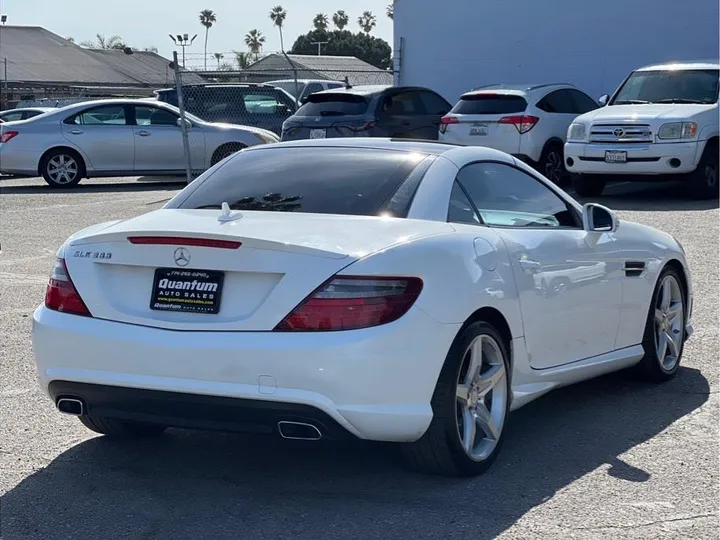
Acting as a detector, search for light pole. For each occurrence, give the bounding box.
[168,33,197,68]
[311,40,328,56]
[0,15,7,109]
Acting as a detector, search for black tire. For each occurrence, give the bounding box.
[79,415,167,438]
[633,266,687,382]
[572,173,606,197]
[539,143,566,186]
[40,148,85,189]
[402,321,511,476]
[210,143,246,166]
[688,144,719,200]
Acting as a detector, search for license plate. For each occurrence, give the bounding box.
[150,268,225,314]
[309,128,326,139]
[469,123,488,136]
[605,150,627,163]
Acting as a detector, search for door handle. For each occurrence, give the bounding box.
[69,129,83,135]
[136,130,151,137]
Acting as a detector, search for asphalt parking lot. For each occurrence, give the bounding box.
[0,176,718,540]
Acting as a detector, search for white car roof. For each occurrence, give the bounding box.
[0,106,55,114]
[460,83,576,99]
[636,62,720,72]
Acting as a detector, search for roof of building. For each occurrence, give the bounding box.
[244,53,394,86]
[0,25,205,87]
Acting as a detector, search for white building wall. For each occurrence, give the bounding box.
[394,0,720,103]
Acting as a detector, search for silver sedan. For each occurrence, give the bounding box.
[0,99,279,188]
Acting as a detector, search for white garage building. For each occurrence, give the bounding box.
[393,0,719,103]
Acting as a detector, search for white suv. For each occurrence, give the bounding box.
[439,83,598,185]
[565,62,719,199]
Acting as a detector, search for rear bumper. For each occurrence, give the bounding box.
[32,305,461,442]
[564,141,702,175]
[0,148,39,175]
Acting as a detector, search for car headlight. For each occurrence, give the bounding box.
[567,123,587,142]
[657,122,697,140]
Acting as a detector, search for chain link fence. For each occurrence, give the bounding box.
[169,52,396,181]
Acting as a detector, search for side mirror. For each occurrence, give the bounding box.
[598,94,609,106]
[176,117,192,129]
[582,203,618,232]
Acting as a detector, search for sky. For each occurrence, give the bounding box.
[0,0,394,67]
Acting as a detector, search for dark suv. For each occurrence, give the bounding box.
[154,84,298,135]
[280,85,452,141]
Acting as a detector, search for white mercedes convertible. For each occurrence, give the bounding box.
[31,138,693,476]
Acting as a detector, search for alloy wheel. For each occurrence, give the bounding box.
[544,150,563,184]
[47,154,79,185]
[455,334,508,461]
[654,275,684,371]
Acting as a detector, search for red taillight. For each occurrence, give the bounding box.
[498,115,539,134]
[274,276,423,331]
[439,116,459,134]
[349,120,377,132]
[0,131,19,143]
[127,236,241,249]
[44,258,91,316]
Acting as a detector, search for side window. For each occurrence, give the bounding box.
[1,112,24,122]
[418,90,451,115]
[380,91,422,115]
[567,89,599,114]
[135,106,178,126]
[447,181,481,225]
[327,83,345,90]
[536,90,575,114]
[66,105,127,126]
[243,94,284,114]
[456,162,579,228]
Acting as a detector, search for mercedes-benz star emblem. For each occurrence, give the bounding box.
[174,247,191,267]
[613,128,625,138]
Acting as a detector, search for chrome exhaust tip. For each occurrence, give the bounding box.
[277,421,322,441]
[56,397,85,416]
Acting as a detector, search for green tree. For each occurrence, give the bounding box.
[80,34,125,50]
[213,52,224,69]
[269,6,288,52]
[332,10,349,30]
[199,9,217,70]
[290,30,391,70]
[313,13,329,32]
[234,51,252,69]
[357,11,377,34]
[244,29,266,60]
[386,4,394,19]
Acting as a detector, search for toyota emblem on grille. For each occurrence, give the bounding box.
[613,128,625,138]
[174,247,191,267]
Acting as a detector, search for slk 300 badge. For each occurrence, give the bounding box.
[73,250,113,260]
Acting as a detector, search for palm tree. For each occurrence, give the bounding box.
[234,51,252,69]
[386,4,394,20]
[332,10,349,30]
[244,29,266,60]
[357,11,377,34]
[213,52,224,69]
[199,9,217,70]
[313,13,329,32]
[80,34,125,50]
[269,6,287,52]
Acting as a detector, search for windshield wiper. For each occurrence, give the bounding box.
[654,98,708,104]
[614,99,651,105]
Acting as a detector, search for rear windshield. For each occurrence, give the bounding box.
[170,148,430,217]
[451,94,527,115]
[296,94,369,116]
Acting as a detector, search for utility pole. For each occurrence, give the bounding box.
[169,33,197,68]
[311,40,328,56]
[0,15,6,109]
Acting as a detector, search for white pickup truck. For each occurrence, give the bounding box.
[564,62,719,199]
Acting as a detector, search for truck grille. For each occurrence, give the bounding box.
[590,123,653,143]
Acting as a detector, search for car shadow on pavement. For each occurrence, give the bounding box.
[0,178,186,195]
[570,181,719,211]
[0,367,710,540]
